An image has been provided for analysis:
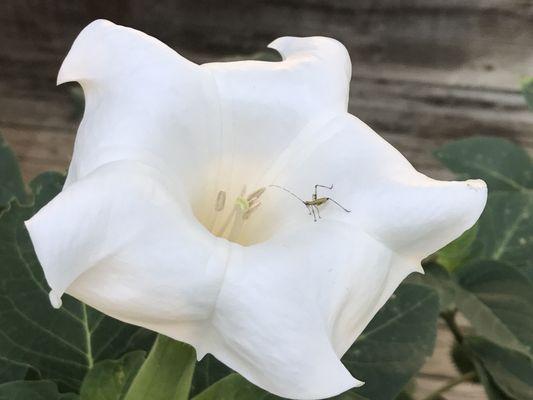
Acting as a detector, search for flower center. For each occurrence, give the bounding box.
[205,185,266,244]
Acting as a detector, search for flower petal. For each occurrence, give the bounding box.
[202,35,351,196]
[248,114,487,262]
[25,160,228,335]
[207,219,411,399]
[60,21,353,223]
[58,20,222,217]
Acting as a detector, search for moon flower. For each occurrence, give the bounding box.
[26,20,487,400]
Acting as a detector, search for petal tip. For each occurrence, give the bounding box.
[465,178,487,191]
[49,290,63,309]
[57,19,116,85]
[353,379,365,388]
[268,36,350,69]
[462,178,488,223]
[415,262,425,274]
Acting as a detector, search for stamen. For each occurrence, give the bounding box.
[212,185,265,242]
[215,205,237,238]
[243,202,261,220]
[215,190,226,211]
[247,187,266,202]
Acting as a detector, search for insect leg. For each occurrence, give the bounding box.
[314,205,322,219]
[314,184,334,198]
[326,198,351,213]
[310,206,317,222]
[306,205,312,215]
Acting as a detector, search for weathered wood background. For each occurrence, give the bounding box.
[1,1,532,399]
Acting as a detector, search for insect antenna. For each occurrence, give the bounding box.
[269,185,307,205]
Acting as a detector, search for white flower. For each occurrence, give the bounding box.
[25,20,487,400]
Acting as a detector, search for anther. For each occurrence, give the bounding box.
[215,190,226,211]
[247,187,266,202]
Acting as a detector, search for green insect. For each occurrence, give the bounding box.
[270,184,351,222]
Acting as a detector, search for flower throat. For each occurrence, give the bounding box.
[210,186,266,243]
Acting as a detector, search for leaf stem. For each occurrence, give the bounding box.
[441,311,463,344]
[421,371,476,400]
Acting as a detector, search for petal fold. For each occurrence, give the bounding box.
[57,20,221,220]
[205,220,420,399]
[29,20,489,400]
[25,161,227,330]
[252,114,487,262]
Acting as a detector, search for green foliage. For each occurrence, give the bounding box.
[454,260,533,358]
[435,134,533,280]
[451,341,477,377]
[123,336,196,400]
[465,336,533,399]
[473,360,513,400]
[432,130,533,399]
[0,380,78,400]
[0,135,29,209]
[344,283,439,400]
[79,337,196,400]
[435,225,478,272]
[411,263,457,311]
[1,119,533,400]
[191,374,278,400]
[0,163,154,392]
[434,136,532,191]
[191,373,368,400]
[0,360,28,385]
[189,355,232,397]
[475,192,533,277]
[79,352,145,400]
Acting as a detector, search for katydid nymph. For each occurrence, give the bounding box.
[269,184,351,221]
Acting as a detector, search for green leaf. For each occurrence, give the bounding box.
[409,263,457,311]
[0,380,78,400]
[80,352,145,400]
[0,173,153,392]
[0,134,29,208]
[466,336,533,400]
[191,374,278,400]
[0,359,29,384]
[191,373,367,400]
[124,335,196,400]
[29,172,66,212]
[474,191,533,275]
[522,77,533,110]
[435,225,478,272]
[394,392,415,400]
[451,341,477,377]
[454,260,533,358]
[394,379,416,400]
[435,137,532,191]
[343,283,439,400]
[473,359,513,400]
[190,355,232,397]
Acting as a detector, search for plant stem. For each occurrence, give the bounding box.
[421,371,476,400]
[441,311,463,344]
